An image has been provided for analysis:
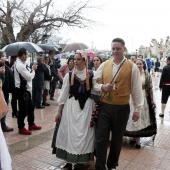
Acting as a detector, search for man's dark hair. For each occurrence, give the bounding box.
[49,50,54,56]
[18,48,27,57]
[112,38,125,46]
[138,55,143,59]
[130,55,137,59]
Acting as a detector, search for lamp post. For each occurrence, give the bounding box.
[136,49,138,57]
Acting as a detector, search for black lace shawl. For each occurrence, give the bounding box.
[69,70,93,110]
[124,71,157,137]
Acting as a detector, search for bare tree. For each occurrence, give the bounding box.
[0,0,95,45]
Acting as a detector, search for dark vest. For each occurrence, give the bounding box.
[69,70,93,109]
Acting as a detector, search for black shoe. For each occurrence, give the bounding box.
[61,163,72,170]
[159,113,164,117]
[12,111,18,118]
[36,105,45,109]
[50,97,55,101]
[129,140,136,145]
[42,102,50,106]
[74,164,89,170]
[135,144,141,149]
[2,126,14,132]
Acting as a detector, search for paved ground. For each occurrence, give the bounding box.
[4,74,170,170]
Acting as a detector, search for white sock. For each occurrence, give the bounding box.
[161,103,166,115]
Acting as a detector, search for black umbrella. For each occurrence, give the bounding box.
[63,42,88,52]
[1,42,43,56]
[37,44,58,52]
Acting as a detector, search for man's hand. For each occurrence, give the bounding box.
[55,112,62,123]
[0,66,5,74]
[49,61,53,66]
[132,112,140,122]
[32,64,38,71]
[101,83,113,92]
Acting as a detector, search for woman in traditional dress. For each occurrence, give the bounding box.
[125,58,157,149]
[52,51,95,170]
[90,56,103,127]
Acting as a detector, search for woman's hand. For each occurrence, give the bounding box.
[55,112,62,123]
[96,77,103,84]
[132,112,140,122]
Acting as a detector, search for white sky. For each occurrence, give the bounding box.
[56,0,170,53]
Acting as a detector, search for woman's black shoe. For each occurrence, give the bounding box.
[12,112,18,118]
[74,163,90,170]
[129,140,136,145]
[61,163,72,170]
[42,102,50,106]
[135,144,141,149]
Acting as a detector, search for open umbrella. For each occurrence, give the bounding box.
[63,43,88,52]
[54,53,65,59]
[37,44,58,52]
[86,52,96,58]
[2,42,43,56]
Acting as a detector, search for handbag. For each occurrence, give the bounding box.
[90,59,126,127]
[0,88,8,119]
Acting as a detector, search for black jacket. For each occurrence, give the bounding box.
[32,61,45,86]
[2,65,15,101]
[44,64,51,81]
[159,64,170,88]
[49,58,58,78]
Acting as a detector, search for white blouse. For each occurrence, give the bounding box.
[58,69,87,105]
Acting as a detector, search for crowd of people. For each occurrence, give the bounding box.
[0,37,170,169]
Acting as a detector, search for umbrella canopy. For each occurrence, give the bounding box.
[37,44,58,52]
[2,42,43,56]
[96,52,108,62]
[63,43,88,52]
[54,53,65,59]
[86,52,96,58]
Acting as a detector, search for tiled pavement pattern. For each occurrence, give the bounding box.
[3,75,170,170]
